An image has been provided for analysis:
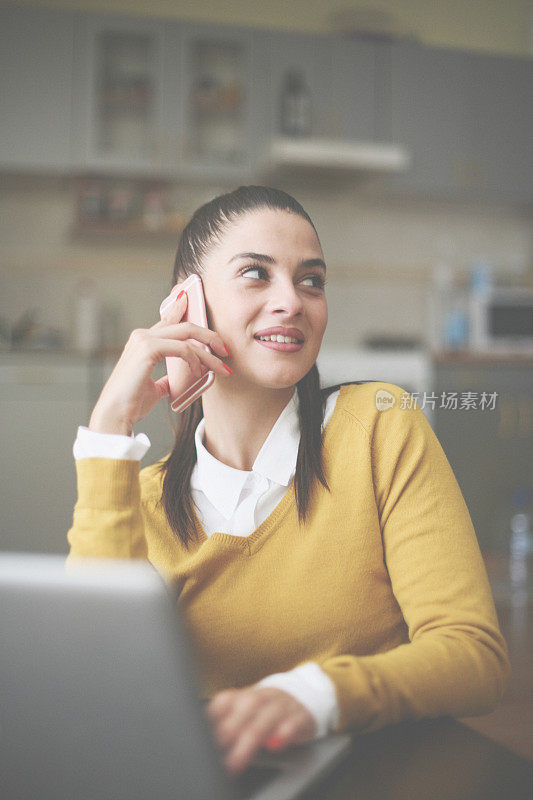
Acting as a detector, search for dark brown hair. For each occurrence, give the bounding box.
[156,185,369,548]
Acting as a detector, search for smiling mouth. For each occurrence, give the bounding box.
[254,334,304,344]
[253,336,304,352]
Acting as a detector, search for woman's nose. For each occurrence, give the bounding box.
[268,282,304,316]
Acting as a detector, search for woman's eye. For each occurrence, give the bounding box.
[241,265,266,280]
[240,265,325,290]
[301,275,326,289]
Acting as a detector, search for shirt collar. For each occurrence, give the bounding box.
[191,391,300,520]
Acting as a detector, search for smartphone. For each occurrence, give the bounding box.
[159,274,215,413]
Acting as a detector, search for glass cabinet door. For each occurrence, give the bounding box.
[178,24,254,180]
[73,15,169,174]
[96,31,154,161]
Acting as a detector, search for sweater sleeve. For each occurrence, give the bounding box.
[317,393,511,735]
[66,458,148,563]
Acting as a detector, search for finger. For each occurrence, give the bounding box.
[142,337,201,379]
[185,340,233,376]
[217,693,282,752]
[157,288,188,325]
[217,702,276,749]
[153,321,229,359]
[153,375,170,400]
[266,711,316,748]
[214,690,267,751]
[161,338,232,379]
[225,727,267,775]
[147,337,230,380]
[264,735,286,751]
[224,701,298,774]
[207,689,240,723]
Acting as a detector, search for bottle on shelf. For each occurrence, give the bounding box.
[508,486,532,603]
[73,278,102,354]
[428,260,454,352]
[468,259,494,352]
[428,247,471,353]
[279,69,312,137]
[443,279,469,352]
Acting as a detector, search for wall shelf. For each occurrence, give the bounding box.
[71,222,183,238]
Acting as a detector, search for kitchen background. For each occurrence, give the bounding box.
[2,0,533,550]
[1,0,533,762]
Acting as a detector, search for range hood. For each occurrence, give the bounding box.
[257,136,411,182]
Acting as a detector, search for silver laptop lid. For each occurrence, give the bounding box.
[0,553,235,800]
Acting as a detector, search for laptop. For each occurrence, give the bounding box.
[0,553,352,800]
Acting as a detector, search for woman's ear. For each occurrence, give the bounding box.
[204,300,214,332]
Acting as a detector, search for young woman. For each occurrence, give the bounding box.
[68,185,510,776]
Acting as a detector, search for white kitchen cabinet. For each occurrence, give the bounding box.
[465,52,533,204]
[1,4,531,203]
[169,21,262,182]
[70,13,175,176]
[388,43,475,200]
[0,353,176,556]
[262,31,376,142]
[0,355,92,554]
[387,42,533,204]
[69,16,265,182]
[331,37,377,142]
[0,4,75,172]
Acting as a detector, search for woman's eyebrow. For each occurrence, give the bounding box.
[229,251,274,264]
[228,252,326,272]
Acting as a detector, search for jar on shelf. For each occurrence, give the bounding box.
[143,187,167,231]
[107,185,136,223]
[79,180,105,225]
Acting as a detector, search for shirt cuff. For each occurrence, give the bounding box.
[255,662,339,739]
[73,425,151,461]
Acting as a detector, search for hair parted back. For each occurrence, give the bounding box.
[171,185,320,286]
[156,185,369,549]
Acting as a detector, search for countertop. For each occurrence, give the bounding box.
[431,350,533,365]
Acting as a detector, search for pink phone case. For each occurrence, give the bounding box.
[159,274,215,413]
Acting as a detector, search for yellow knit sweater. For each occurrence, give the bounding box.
[67,382,510,735]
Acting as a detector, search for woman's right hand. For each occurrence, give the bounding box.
[88,291,231,436]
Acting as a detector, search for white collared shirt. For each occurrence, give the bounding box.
[73,388,341,737]
[191,389,319,536]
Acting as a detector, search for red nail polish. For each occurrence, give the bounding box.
[265,736,284,751]
[176,289,185,301]
[224,344,231,357]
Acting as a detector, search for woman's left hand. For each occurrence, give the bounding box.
[206,686,317,774]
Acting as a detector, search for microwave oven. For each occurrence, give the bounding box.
[469,286,533,352]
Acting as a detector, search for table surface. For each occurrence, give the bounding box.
[299,717,533,800]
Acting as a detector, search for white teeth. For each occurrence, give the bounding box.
[257,334,301,344]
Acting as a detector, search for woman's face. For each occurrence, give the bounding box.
[200,208,328,391]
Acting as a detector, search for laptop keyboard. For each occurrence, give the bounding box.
[231,761,283,799]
